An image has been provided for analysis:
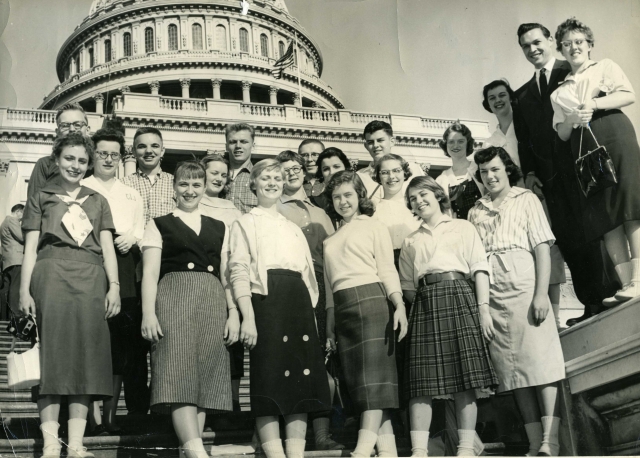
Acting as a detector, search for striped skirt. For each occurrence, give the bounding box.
[150,271,232,413]
[334,282,399,412]
[404,279,498,399]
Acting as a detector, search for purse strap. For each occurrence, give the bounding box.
[577,124,602,161]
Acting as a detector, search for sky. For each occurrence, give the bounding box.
[1,0,639,132]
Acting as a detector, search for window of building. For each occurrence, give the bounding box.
[145,27,154,53]
[168,24,178,51]
[123,32,131,57]
[260,33,268,57]
[192,23,203,50]
[215,24,227,51]
[89,47,95,67]
[104,40,112,62]
[278,41,285,58]
[239,28,249,52]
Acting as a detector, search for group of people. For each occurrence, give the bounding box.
[2,16,639,458]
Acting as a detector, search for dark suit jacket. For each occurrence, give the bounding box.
[514,59,572,188]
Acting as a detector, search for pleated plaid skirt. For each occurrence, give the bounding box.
[334,282,399,412]
[404,279,498,399]
[150,271,232,413]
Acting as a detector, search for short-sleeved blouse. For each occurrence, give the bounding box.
[467,187,554,254]
[21,179,115,257]
[551,59,635,129]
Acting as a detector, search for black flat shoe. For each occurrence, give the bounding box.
[566,311,596,327]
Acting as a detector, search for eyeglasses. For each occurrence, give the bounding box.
[300,153,319,159]
[283,166,303,175]
[560,39,588,49]
[58,121,87,132]
[379,168,403,177]
[96,151,121,161]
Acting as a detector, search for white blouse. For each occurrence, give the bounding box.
[372,197,421,250]
[484,121,521,168]
[199,195,242,228]
[435,160,485,199]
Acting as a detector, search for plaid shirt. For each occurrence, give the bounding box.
[226,160,257,214]
[121,170,175,225]
[303,177,324,197]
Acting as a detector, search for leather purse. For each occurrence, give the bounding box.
[6,314,40,390]
[575,125,617,198]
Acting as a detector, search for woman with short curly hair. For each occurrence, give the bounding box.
[323,170,408,457]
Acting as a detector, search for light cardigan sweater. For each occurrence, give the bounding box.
[229,207,319,307]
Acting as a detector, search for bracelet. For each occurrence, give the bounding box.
[110,281,120,286]
[478,302,489,307]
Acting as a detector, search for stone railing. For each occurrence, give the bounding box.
[0,107,104,134]
[296,107,339,122]
[350,112,391,124]
[160,96,207,112]
[240,103,285,118]
[5,108,57,124]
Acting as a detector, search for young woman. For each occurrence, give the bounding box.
[199,154,243,227]
[399,176,498,457]
[20,132,120,458]
[468,147,565,456]
[229,159,331,458]
[312,147,351,222]
[323,171,408,458]
[141,161,238,458]
[551,18,640,307]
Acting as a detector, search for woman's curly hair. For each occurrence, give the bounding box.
[373,153,412,184]
[322,170,375,222]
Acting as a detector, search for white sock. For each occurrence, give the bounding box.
[284,438,306,458]
[457,429,476,456]
[40,421,60,449]
[351,429,378,457]
[262,439,286,458]
[616,261,633,287]
[182,438,207,458]
[551,303,561,328]
[538,416,561,456]
[376,434,398,457]
[524,422,543,456]
[473,431,485,456]
[67,418,87,451]
[410,430,429,457]
[631,259,640,283]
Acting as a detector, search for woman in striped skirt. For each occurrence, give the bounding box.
[141,161,239,458]
[399,176,498,457]
[323,171,408,458]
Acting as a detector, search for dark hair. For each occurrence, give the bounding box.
[373,154,412,184]
[517,23,551,43]
[315,147,351,181]
[133,127,163,144]
[439,122,475,157]
[200,154,231,198]
[298,139,325,154]
[275,150,306,172]
[11,204,25,213]
[404,176,451,214]
[55,103,88,125]
[174,161,206,185]
[52,132,95,167]
[474,146,523,186]
[363,120,393,139]
[225,123,255,141]
[91,128,126,156]
[482,79,516,113]
[323,170,375,222]
[555,18,595,51]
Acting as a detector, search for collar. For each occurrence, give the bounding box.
[536,57,556,79]
[560,60,598,85]
[420,214,452,231]
[41,176,98,199]
[477,186,528,210]
[280,187,311,204]
[136,168,164,179]
[200,195,238,209]
[82,175,121,192]
[251,206,287,220]
[231,158,253,175]
[172,208,202,219]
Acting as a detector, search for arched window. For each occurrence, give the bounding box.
[260,33,268,57]
[145,27,154,53]
[104,39,112,62]
[168,24,178,51]
[88,47,95,67]
[215,25,227,51]
[278,41,285,58]
[192,23,203,50]
[123,32,132,57]
[239,28,249,52]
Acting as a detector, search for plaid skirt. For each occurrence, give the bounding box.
[404,279,498,399]
[334,282,399,412]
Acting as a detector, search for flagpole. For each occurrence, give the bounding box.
[294,31,302,106]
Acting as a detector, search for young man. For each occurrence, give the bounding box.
[0,204,24,319]
[224,123,258,214]
[514,23,614,326]
[298,139,325,198]
[82,129,145,430]
[357,120,424,204]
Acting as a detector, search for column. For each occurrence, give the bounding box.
[268,86,279,105]
[123,146,137,176]
[241,80,252,103]
[180,78,191,98]
[292,92,301,107]
[148,80,160,95]
[93,93,105,114]
[211,79,222,99]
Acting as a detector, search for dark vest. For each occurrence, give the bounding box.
[154,214,225,280]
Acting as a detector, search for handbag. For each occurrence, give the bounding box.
[6,314,40,390]
[575,124,617,198]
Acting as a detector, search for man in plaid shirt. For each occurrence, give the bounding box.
[225,123,258,214]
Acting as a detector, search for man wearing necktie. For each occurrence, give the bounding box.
[513,23,615,327]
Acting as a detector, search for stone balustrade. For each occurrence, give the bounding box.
[0,107,105,135]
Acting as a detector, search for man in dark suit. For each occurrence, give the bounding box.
[513,23,615,326]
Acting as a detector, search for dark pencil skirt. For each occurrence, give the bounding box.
[250,269,331,417]
[334,282,399,412]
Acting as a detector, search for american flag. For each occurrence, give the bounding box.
[271,41,295,79]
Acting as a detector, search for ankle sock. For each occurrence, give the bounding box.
[40,421,60,449]
[457,429,476,456]
[284,438,305,458]
[538,416,561,456]
[67,418,87,451]
[410,430,429,457]
[262,439,286,458]
[376,434,398,457]
[351,429,378,457]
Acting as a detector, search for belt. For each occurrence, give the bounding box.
[419,271,465,286]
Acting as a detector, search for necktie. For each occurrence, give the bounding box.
[539,68,548,96]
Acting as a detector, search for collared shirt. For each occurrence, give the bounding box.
[0,216,24,270]
[81,175,145,240]
[226,159,258,214]
[199,195,242,228]
[121,169,175,225]
[484,122,521,167]
[357,160,425,205]
[26,155,59,204]
[276,187,335,270]
[398,216,489,292]
[371,196,420,250]
[467,187,555,254]
[536,57,556,93]
[303,177,324,198]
